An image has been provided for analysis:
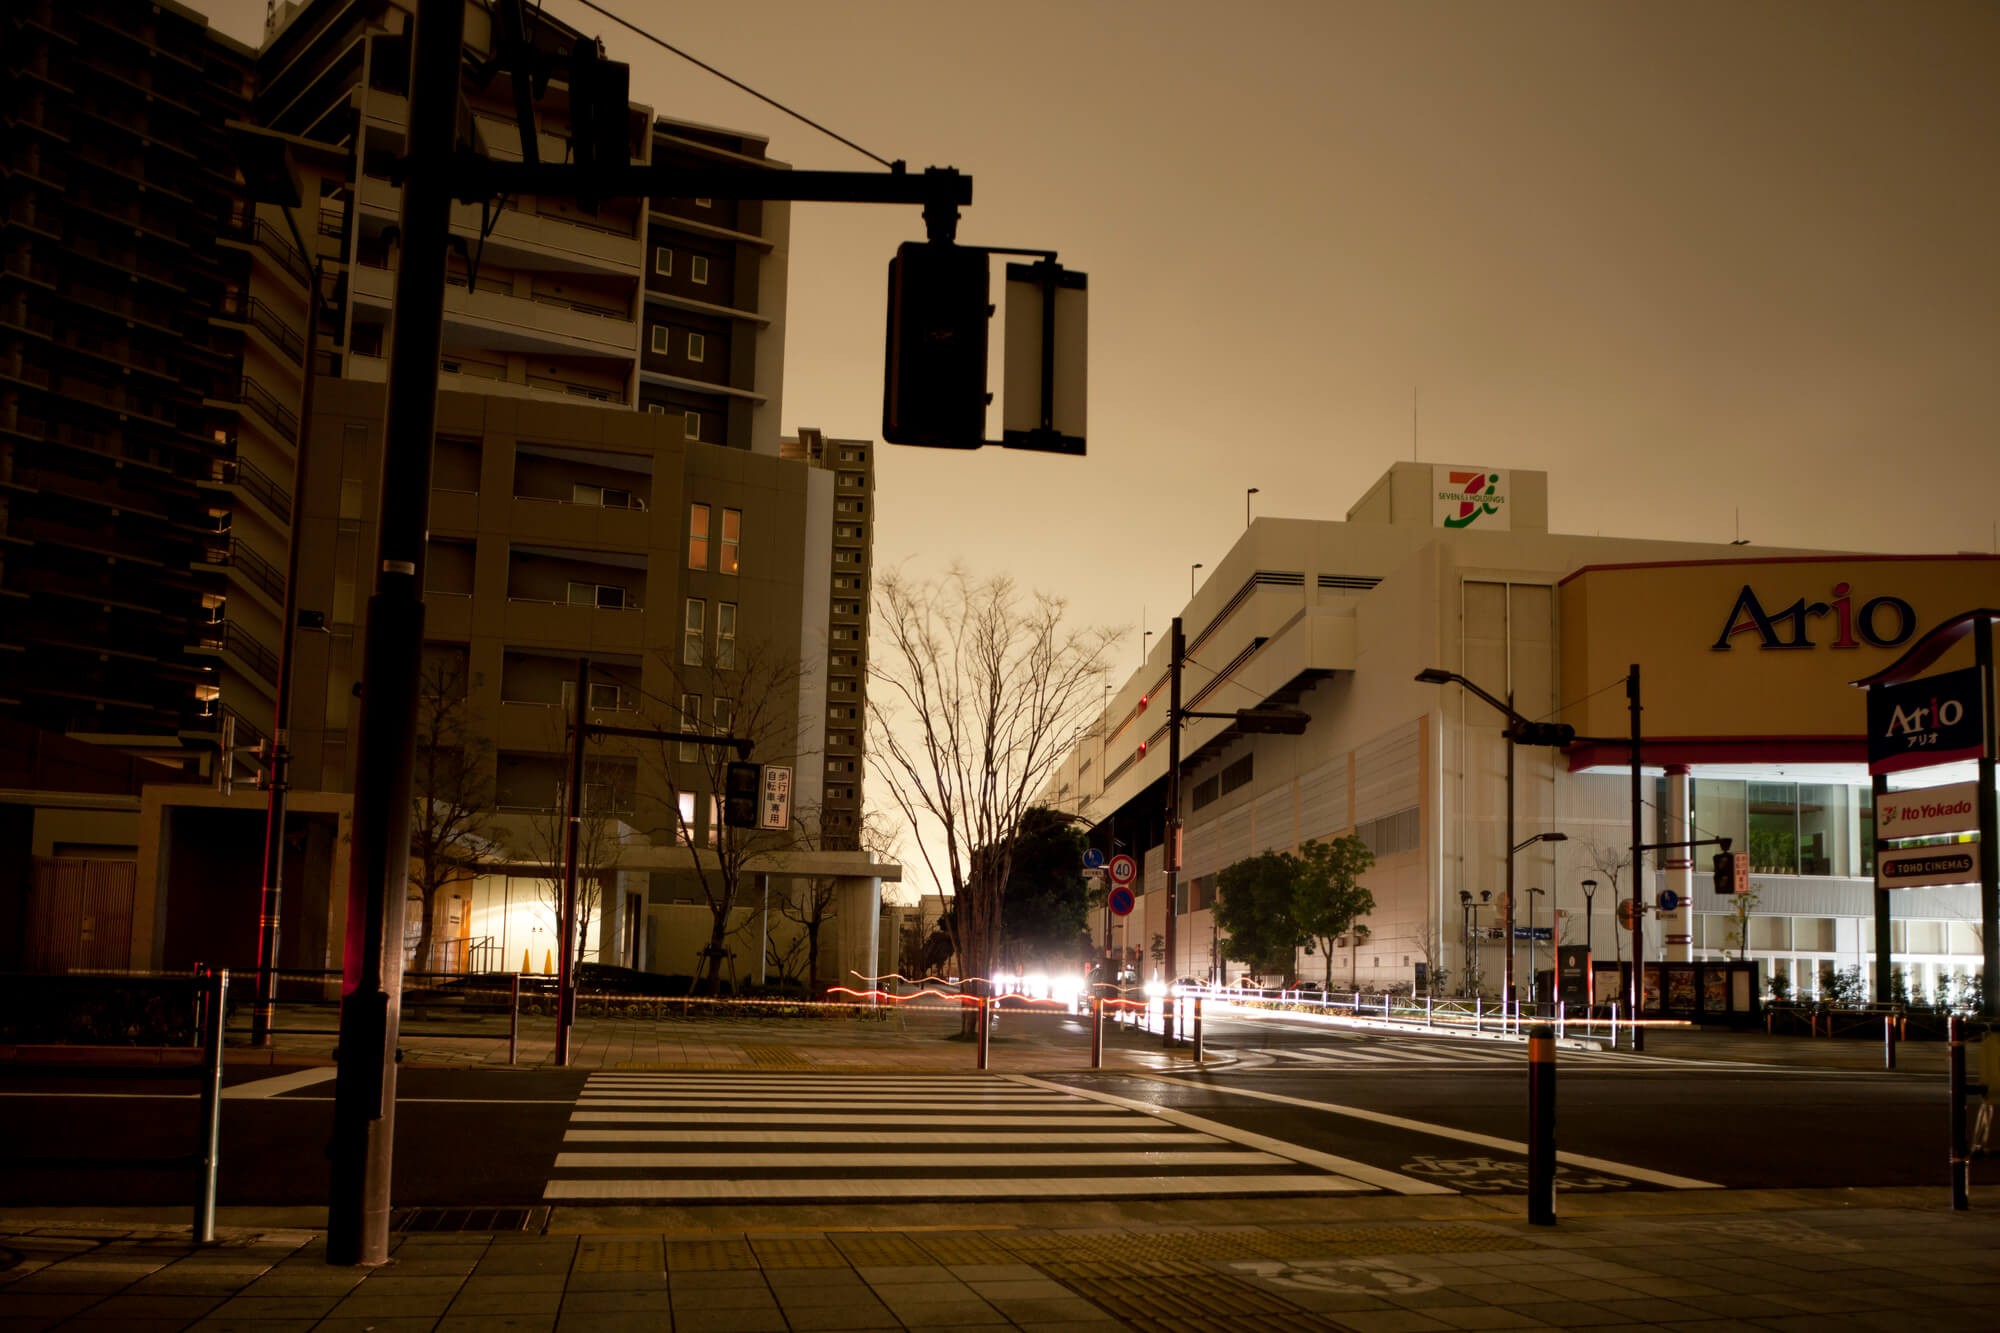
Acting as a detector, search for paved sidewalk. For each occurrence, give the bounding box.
[5,1191,1996,1332]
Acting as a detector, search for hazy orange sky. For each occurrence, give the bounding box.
[204,0,1998,650]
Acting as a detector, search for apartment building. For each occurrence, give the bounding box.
[1,0,258,758]
[783,428,873,849]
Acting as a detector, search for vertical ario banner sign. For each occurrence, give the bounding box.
[1865,666,1988,775]
[1433,466,1510,531]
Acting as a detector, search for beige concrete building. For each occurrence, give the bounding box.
[1049,462,1999,1012]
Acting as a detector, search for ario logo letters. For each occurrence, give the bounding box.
[1713,581,1915,651]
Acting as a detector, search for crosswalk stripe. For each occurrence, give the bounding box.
[543,1174,1376,1201]
[554,1150,1284,1169]
[563,1129,1219,1145]
[568,1110,1163,1126]
[574,1097,1121,1111]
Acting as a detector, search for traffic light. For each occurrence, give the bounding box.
[1505,719,1576,747]
[567,37,630,212]
[1712,850,1734,895]
[722,761,761,830]
[883,241,990,449]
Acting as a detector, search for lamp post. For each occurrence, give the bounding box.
[1190,563,1202,596]
[1580,878,1598,1005]
[1511,833,1566,1005]
[1419,667,1574,1012]
[1245,487,1259,529]
[1525,887,1545,1005]
[1460,889,1490,995]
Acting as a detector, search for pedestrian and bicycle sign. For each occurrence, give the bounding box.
[1108,886,1135,916]
[1082,847,1105,869]
[1108,853,1137,884]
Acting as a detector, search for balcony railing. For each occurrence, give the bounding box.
[247,219,313,290]
[218,295,305,364]
[194,620,279,685]
[196,538,287,605]
[216,376,300,441]
[209,456,293,520]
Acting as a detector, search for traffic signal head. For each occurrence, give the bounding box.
[1506,719,1576,747]
[1712,850,1734,895]
[883,242,990,449]
[723,761,762,830]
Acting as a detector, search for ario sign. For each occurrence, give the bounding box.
[1433,466,1509,531]
[1877,780,1982,839]
[1713,580,1916,652]
[1866,666,1988,775]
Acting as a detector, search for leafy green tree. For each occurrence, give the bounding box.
[1294,835,1376,989]
[1213,852,1304,975]
[999,807,1097,970]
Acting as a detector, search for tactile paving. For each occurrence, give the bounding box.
[749,1236,845,1268]
[572,1238,663,1273]
[664,1238,758,1271]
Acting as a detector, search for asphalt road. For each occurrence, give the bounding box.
[3,1015,1991,1209]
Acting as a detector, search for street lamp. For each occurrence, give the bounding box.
[1580,878,1599,1007]
[1190,563,1203,596]
[1459,889,1491,995]
[1525,887,1546,1005]
[1245,487,1259,529]
[1420,667,1574,1011]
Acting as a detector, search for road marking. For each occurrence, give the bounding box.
[542,1173,1376,1201]
[575,1096,1123,1111]
[563,1129,1219,1145]
[1138,1073,1721,1189]
[554,1149,1284,1169]
[567,1110,1164,1126]
[1009,1075,1451,1196]
[223,1067,339,1099]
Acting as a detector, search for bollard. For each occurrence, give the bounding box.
[1609,1002,1618,1050]
[1162,996,1176,1049]
[1949,1015,1969,1210]
[1475,995,1484,1033]
[1885,1011,1897,1071]
[1425,994,1433,1029]
[1192,997,1204,1063]
[1527,1022,1556,1226]
[195,968,228,1244]
[508,973,521,1067]
[977,993,991,1071]
[1090,995,1103,1070]
[1556,1001,1565,1041]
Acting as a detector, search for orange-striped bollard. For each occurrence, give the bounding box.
[1528,1023,1556,1226]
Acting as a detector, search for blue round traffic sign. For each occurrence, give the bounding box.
[1109,886,1135,916]
[1083,847,1106,869]
[1657,889,1681,913]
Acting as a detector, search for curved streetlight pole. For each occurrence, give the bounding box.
[1245,487,1259,529]
[1190,563,1202,597]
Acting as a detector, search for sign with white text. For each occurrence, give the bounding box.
[1877,780,1983,841]
[1876,842,1982,891]
[1866,666,1987,775]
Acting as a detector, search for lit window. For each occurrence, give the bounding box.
[717,601,736,669]
[707,795,720,847]
[687,332,705,363]
[679,693,701,762]
[650,324,669,354]
[694,197,712,208]
[688,503,709,569]
[684,597,705,666]
[683,410,700,440]
[653,247,671,276]
[720,507,740,575]
[690,255,710,285]
[677,790,696,837]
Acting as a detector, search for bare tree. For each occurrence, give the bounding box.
[513,781,626,972]
[774,806,901,997]
[640,645,810,994]
[869,568,1117,1027]
[1583,839,1631,967]
[409,651,495,974]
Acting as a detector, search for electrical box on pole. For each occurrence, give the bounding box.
[883,242,990,449]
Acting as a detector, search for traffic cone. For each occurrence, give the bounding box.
[544,949,554,975]
[522,949,531,974]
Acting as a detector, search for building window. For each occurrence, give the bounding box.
[650,324,669,354]
[687,332,706,362]
[688,503,709,569]
[647,403,667,415]
[684,598,705,666]
[589,681,627,711]
[831,680,851,694]
[716,601,737,669]
[1191,776,1220,811]
[653,247,672,276]
[831,627,852,641]
[713,696,734,740]
[683,410,701,440]
[677,790,696,839]
[720,507,740,575]
[679,694,701,762]
[567,581,626,609]
[1221,754,1254,795]
[690,255,710,285]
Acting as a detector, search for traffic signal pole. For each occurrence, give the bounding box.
[556,657,588,1067]
[1163,617,1183,1048]
[1628,665,1644,1052]
[326,0,463,1269]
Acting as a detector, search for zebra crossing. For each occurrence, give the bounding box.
[542,1071,1430,1203]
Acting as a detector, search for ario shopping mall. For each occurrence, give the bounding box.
[1048,463,1998,1013]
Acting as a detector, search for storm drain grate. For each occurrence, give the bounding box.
[390,1207,547,1234]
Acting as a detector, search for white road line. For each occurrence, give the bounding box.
[222,1067,339,1099]
[1266,1049,1340,1063]
[542,1173,1376,1201]
[567,1110,1166,1127]
[574,1097,1121,1111]
[562,1129,1220,1145]
[1007,1075,1450,1196]
[1139,1073,1721,1190]
[554,1149,1283,1169]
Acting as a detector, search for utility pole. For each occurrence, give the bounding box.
[1628,664,1645,1052]
[1163,616,1183,1046]
[1504,691,1516,1009]
[556,657,588,1066]
[326,0,463,1268]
